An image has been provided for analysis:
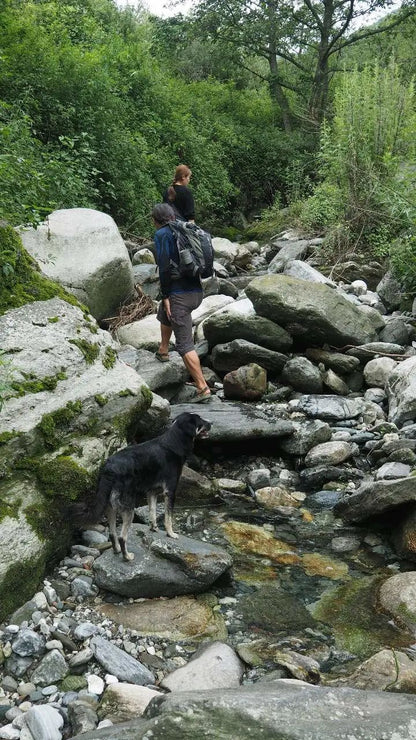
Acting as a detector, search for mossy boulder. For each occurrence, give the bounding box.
[246,274,379,347]
[0,293,169,622]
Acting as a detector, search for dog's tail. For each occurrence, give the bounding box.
[71,471,113,527]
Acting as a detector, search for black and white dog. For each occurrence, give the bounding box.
[75,412,211,561]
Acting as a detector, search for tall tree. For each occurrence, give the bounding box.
[193,0,416,130]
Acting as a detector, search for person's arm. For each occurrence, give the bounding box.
[154,229,173,298]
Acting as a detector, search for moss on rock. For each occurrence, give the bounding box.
[11,370,67,397]
[35,456,93,501]
[102,346,117,370]
[0,224,84,315]
[37,401,83,449]
[68,338,99,365]
[0,556,46,623]
[114,385,153,442]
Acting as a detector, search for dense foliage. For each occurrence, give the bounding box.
[0,0,415,293]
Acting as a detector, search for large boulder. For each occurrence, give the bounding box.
[335,476,416,523]
[19,208,134,321]
[246,274,379,347]
[203,298,292,352]
[386,356,416,427]
[0,298,159,621]
[71,682,416,739]
[93,524,233,598]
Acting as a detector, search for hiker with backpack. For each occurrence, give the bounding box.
[151,203,212,403]
[163,164,195,222]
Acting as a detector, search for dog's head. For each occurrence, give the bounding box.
[173,412,211,439]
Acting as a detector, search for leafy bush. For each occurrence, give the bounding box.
[389,233,416,296]
[298,61,416,256]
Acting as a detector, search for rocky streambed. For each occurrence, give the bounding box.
[2,216,416,738]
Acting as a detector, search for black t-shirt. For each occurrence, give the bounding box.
[163,184,195,221]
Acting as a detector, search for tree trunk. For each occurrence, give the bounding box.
[269,54,293,133]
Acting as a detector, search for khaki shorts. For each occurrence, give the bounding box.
[157,291,203,356]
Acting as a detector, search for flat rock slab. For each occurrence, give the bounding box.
[169,398,294,442]
[335,476,416,523]
[71,681,416,739]
[93,524,232,598]
[90,635,154,685]
[97,594,228,642]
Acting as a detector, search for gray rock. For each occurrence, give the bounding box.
[268,239,310,272]
[211,338,287,375]
[203,298,292,352]
[246,274,378,347]
[279,420,331,455]
[378,572,416,630]
[93,524,232,598]
[363,357,397,387]
[304,441,353,467]
[379,316,410,346]
[88,682,416,740]
[335,648,416,692]
[297,395,366,421]
[305,349,360,375]
[283,259,337,286]
[70,577,98,598]
[161,641,244,692]
[281,357,323,394]
[376,271,402,311]
[386,356,416,427]
[375,462,411,480]
[169,399,294,443]
[117,348,188,391]
[321,368,350,396]
[346,342,407,362]
[73,623,99,640]
[90,636,155,685]
[223,363,267,400]
[22,705,64,740]
[67,701,98,736]
[12,630,45,658]
[246,468,271,491]
[5,655,34,678]
[19,208,134,321]
[335,476,416,522]
[30,650,68,687]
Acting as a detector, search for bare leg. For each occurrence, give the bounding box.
[148,493,158,531]
[158,323,172,355]
[119,510,135,561]
[107,506,121,554]
[182,350,209,393]
[164,492,178,539]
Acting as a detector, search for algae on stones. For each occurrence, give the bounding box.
[312,576,413,661]
[0,556,46,623]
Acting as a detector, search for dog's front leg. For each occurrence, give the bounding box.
[119,509,135,561]
[164,490,178,539]
[148,492,158,532]
[107,506,121,554]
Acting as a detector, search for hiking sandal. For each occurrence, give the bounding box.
[191,387,212,404]
[155,351,169,363]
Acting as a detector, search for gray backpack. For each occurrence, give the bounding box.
[169,221,214,280]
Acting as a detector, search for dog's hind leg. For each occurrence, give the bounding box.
[164,488,178,539]
[107,506,121,554]
[119,509,135,561]
[148,492,158,532]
